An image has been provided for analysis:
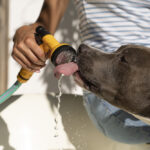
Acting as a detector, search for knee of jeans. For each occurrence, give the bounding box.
[83,94,150,144]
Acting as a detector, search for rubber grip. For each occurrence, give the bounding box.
[17,68,34,83]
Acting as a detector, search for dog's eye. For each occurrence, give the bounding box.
[120,56,128,63]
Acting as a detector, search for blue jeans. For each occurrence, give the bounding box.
[83,92,150,144]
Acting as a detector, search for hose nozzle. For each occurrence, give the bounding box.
[17,26,76,83]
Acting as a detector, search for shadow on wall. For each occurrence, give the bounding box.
[41,0,80,95]
[0,96,21,150]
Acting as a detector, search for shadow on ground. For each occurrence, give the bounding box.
[0,95,21,150]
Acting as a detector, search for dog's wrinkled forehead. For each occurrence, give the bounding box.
[115,45,150,67]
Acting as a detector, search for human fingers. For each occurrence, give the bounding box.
[12,46,45,71]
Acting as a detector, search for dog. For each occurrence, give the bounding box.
[74,44,150,124]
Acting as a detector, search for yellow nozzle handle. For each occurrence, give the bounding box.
[42,34,68,58]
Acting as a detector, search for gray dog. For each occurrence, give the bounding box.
[75,44,150,122]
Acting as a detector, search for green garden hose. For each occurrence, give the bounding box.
[0,81,22,104]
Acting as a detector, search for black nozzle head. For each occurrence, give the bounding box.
[51,45,77,66]
[36,26,50,38]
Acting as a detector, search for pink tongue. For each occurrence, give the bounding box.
[54,62,78,79]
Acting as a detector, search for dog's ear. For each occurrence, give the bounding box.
[117,45,150,67]
[115,45,136,54]
[116,45,129,52]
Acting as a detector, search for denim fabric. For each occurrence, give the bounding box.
[83,92,150,144]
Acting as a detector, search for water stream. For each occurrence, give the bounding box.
[54,74,64,150]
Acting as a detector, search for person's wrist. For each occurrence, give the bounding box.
[28,22,44,32]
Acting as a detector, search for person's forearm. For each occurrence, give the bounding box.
[12,0,69,72]
[36,0,69,34]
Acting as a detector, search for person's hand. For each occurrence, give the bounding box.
[12,24,46,72]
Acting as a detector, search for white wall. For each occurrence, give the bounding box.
[8,0,82,95]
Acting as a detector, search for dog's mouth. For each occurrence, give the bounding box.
[73,48,99,91]
[74,70,99,92]
[53,61,91,90]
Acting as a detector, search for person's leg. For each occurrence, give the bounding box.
[83,92,150,144]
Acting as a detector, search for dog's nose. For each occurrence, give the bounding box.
[78,44,89,54]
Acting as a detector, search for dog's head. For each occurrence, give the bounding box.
[75,44,150,117]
